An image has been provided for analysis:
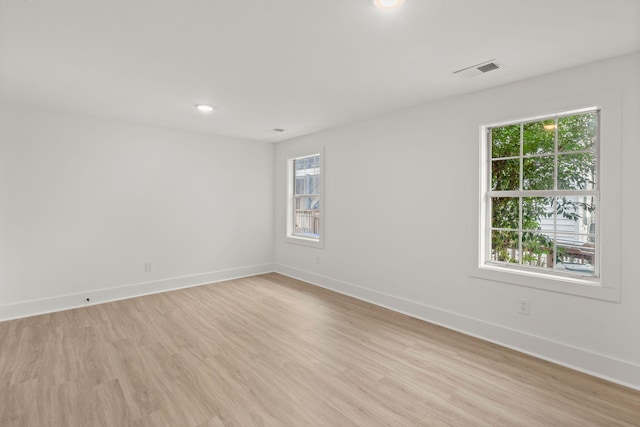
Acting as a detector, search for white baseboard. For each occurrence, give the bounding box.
[275,263,640,391]
[0,263,274,322]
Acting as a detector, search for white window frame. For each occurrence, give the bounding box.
[285,150,324,248]
[474,91,622,302]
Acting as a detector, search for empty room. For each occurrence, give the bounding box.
[1,0,639,425]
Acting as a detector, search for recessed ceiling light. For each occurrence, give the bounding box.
[372,0,406,10]
[195,104,214,113]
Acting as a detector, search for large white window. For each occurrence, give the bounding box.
[286,153,323,247]
[482,108,600,279]
[476,91,622,302]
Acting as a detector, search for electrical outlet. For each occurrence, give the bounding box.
[144,262,153,272]
[518,299,531,315]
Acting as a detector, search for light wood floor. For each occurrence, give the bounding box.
[1,273,639,426]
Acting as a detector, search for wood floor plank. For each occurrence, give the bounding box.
[1,273,639,426]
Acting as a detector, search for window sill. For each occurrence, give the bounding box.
[285,235,324,249]
[472,263,620,302]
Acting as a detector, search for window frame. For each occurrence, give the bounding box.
[285,150,324,248]
[474,91,622,302]
[485,107,600,279]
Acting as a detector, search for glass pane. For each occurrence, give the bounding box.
[295,177,305,195]
[523,156,554,190]
[522,231,554,268]
[294,155,320,195]
[557,152,596,190]
[556,196,596,235]
[492,197,519,229]
[294,196,320,237]
[558,112,598,152]
[308,175,320,195]
[491,231,520,264]
[491,125,520,158]
[295,196,320,211]
[491,158,520,191]
[522,197,554,231]
[523,119,555,155]
[555,233,595,275]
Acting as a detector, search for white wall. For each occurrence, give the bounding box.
[1,53,638,389]
[274,53,640,389]
[0,104,274,319]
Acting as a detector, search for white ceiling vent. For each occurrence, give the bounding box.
[454,59,501,78]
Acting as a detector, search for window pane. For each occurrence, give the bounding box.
[491,125,520,158]
[522,231,554,268]
[491,158,520,190]
[555,233,595,275]
[492,197,519,229]
[295,196,320,210]
[522,197,554,231]
[557,152,596,190]
[294,155,320,196]
[523,156,554,190]
[523,119,555,155]
[294,196,320,237]
[556,196,596,235]
[307,175,320,195]
[295,177,305,195]
[491,231,520,263]
[558,112,597,152]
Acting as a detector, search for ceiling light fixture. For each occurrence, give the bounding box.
[195,104,214,113]
[372,0,406,10]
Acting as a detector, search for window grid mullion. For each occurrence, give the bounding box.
[292,159,297,236]
[492,148,595,161]
[554,116,558,191]
[488,189,598,197]
[595,110,601,277]
[519,196,523,265]
[519,123,523,265]
[487,129,493,263]
[553,116,558,270]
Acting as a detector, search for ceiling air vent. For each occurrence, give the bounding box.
[454,59,501,78]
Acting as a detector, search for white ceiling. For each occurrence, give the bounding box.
[1,0,639,142]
